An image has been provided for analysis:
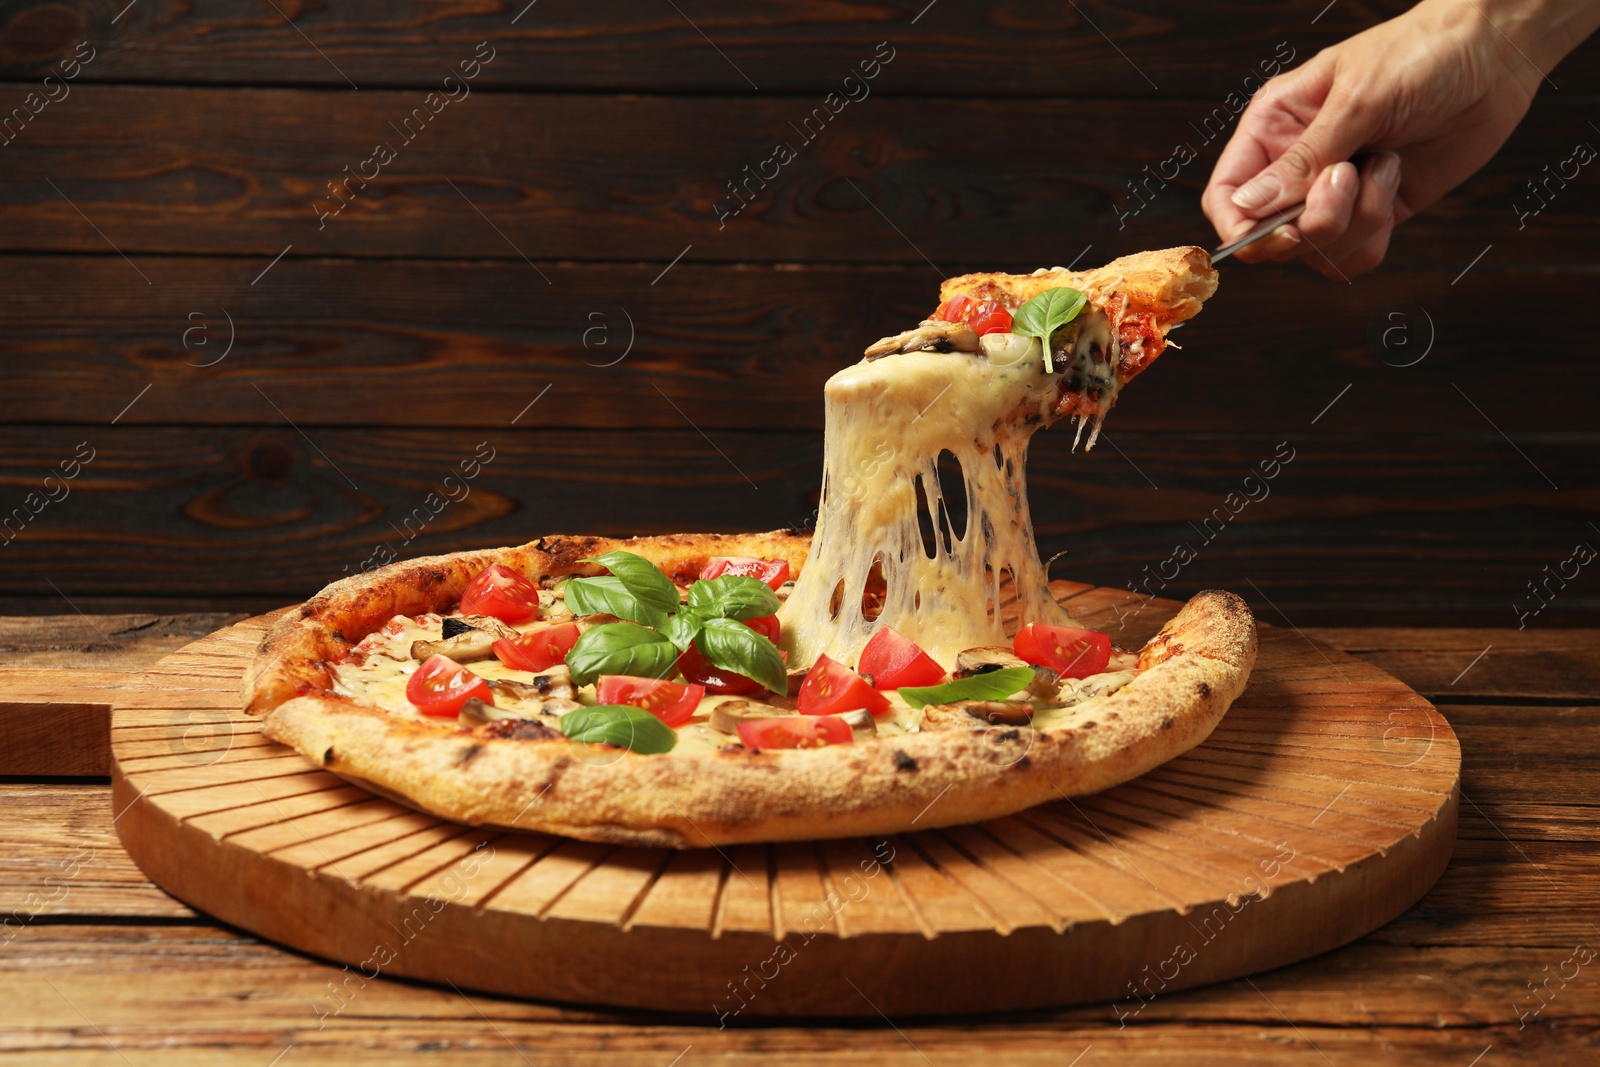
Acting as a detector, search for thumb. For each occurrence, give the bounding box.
[1230,101,1376,216]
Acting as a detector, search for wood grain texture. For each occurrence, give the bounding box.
[1306,628,1600,702]
[103,602,1459,1016]
[0,426,1592,627]
[3,256,1596,436]
[2,89,1595,265]
[3,927,1596,1064]
[4,0,1598,93]
[0,667,131,775]
[4,784,1580,945]
[3,625,1593,1061]
[0,613,241,669]
[0,784,195,918]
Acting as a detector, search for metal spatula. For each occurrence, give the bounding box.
[1210,202,1307,263]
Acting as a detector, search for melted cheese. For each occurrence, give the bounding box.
[777,317,1111,669]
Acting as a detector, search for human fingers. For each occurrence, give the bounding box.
[1203,126,1277,245]
[1229,223,1302,264]
[1203,57,1333,239]
[1303,152,1402,279]
[1238,161,1357,266]
[1330,215,1396,281]
[1294,161,1359,251]
[1228,83,1379,222]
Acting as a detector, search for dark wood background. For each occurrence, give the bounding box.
[1,0,1596,626]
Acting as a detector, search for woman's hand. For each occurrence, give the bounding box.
[1202,0,1596,280]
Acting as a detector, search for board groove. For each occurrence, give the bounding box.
[105,595,1460,1016]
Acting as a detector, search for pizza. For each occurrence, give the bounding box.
[243,246,1256,848]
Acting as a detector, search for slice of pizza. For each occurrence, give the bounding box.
[242,246,1254,848]
[872,245,1217,449]
[782,246,1220,670]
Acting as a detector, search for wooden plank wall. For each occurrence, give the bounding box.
[0,0,1596,625]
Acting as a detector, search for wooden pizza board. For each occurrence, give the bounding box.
[106,584,1459,1019]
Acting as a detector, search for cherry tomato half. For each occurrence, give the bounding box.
[596,675,706,727]
[1013,623,1112,679]
[737,715,853,750]
[743,614,780,643]
[459,564,542,624]
[492,623,581,672]
[934,294,974,323]
[968,302,1013,336]
[406,655,493,717]
[798,654,890,718]
[700,556,791,590]
[934,295,1012,336]
[857,626,945,689]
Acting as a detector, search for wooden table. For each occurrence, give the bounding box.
[2,614,1596,1064]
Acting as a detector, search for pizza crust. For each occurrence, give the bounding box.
[939,245,1218,328]
[247,532,1255,848]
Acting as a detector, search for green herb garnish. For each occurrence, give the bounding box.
[581,552,680,612]
[565,621,678,686]
[559,705,677,754]
[899,666,1037,710]
[561,576,669,629]
[1011,287,1087,374]
[686,575,781,621]
[562,554,786,695]
[693,617,787,695]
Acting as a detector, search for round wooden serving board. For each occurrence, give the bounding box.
[109,584,1459,1019]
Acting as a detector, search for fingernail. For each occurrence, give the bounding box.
[1372,152,1401,190]
[1267,225,1301,253]
[1329,161,1358,194]
[1231,172,1282,211]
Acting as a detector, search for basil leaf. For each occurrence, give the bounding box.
[687,575,781,621]
[694,617,787,695]
[1011,287,1087,374]
[660,608,706,652]
[581,551,680,614]
[899,667,1037,710]
[565,622,678,686]
[559,705,677,755]
[562,576,669,629]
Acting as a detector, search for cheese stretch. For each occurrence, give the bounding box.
[778,313,1111,669]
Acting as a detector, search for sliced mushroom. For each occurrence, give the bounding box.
[952,646,1030,679]
[458,698,526,728]
[525,664,575,700]
[487,670,575,709]
[1027,666,1064,702]
[709,698,795,735]
[411,630,497,662]
[483,678,547,715]
[838,707,878,739]
[460,614,521,640]
[964,700,1035,726]
[922,698,1034,729]
[863,320,981,360]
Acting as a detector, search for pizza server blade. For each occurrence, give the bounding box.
[1210,202,1307,264]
